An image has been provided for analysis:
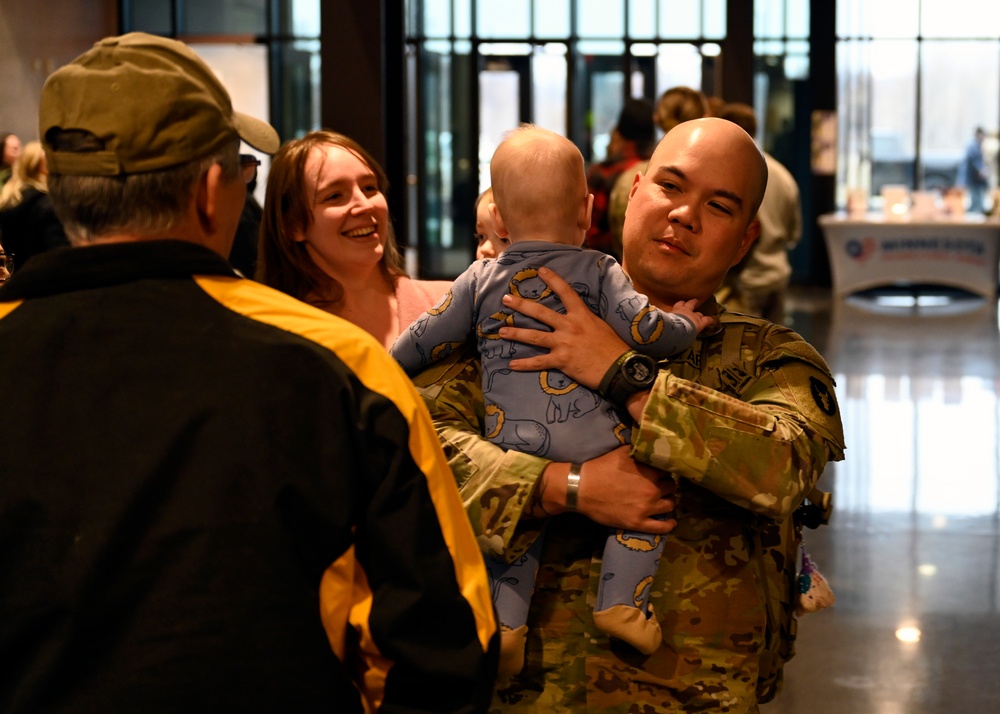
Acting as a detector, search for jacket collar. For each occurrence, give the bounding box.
[0,239,238,301]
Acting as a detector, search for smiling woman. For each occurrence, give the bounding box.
[258,131,452,349]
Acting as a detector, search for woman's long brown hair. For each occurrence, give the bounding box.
[255,130,406,305]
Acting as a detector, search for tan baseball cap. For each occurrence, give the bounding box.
[39,32,280,176]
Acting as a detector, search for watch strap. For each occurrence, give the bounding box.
[598,350,634,399]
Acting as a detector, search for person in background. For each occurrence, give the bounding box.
[704,94,726,117]
[474,185,509,259]
[607,86,709,250]
[716,101,802,324]
[652,86,710,136]
[227,163,263,276]
[583,98,656,260]
[0,32,497,714]
[0,132,21,188]
[414,118,845,711]
[391,124,712,678]
[257,130,452,348]
[958,126,989,213]
[0,140,70,273]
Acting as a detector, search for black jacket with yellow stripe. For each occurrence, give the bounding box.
[0,240,497,713]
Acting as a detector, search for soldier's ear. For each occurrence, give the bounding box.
[732,219,761,267]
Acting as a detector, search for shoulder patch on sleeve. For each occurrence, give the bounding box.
[809,375,837,416]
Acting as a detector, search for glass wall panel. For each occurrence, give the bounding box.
[753,13,809,188]
[183,0,267,35]
[590,70,626,160]
[836,38,871,199]
[532,45,569,139]
[577,40,626,55]
[655,43,703,98]
[273,39,322,138]
[535,0,571,37]
[578,0,624,38]
[405,44,420,260]
[703,0,726,39]
[284,0,320,36]
[755,40,785,56]
[420,45,456,272]
[871,38,919,189]
[869,0,919,39]
[629,0,656,39]
[755,0,785,38]
[479,65,522,189]
[125,0,172,34]
[838,0,1000,214]
[754,0,808,39]
[869,40,918,196]
[836,0,865,37]
[785,51,809,81]
[455,1,472,37]
[787,0,809,38]
[406,0,420,36]
[477,0,530,37]
[920,40,999,192]
[658,0,700,39]
[478,42,533,55]
[787,39,810,57]
[451,48,478,269]
[922,0,1000,38]
[423,0,452,37]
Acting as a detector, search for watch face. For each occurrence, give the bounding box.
[624,354,655,384]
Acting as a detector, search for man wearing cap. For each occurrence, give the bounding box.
[583,98,657,260]
[0,33,497,713]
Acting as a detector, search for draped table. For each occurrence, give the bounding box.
[818,212,1000,299]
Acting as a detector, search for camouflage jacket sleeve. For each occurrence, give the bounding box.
[631,314,846,521]
[411,340,550,559]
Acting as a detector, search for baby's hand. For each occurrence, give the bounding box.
[671,299,716,334]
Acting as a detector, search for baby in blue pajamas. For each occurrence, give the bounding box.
[391,125,711,676]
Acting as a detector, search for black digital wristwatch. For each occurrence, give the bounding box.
[598,350,659,410]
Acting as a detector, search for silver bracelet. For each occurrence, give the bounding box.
[566,462,582,512]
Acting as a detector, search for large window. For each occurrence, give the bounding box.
[837,0,1000,208]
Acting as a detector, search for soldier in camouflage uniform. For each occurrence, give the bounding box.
[413,117,846,712]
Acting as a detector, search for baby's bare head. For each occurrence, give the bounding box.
[490,125,588,237]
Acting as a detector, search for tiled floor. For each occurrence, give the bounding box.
[762,286,1000,713]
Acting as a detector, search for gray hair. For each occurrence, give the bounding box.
[47,129,240,244]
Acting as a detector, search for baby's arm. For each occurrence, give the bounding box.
[670,298,716,334]
[390,269,478,375]
[599,260,708,358]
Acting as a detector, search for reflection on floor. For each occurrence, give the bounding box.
[762,286,1000,714]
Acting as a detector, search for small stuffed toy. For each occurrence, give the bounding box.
[796,548,836,615]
